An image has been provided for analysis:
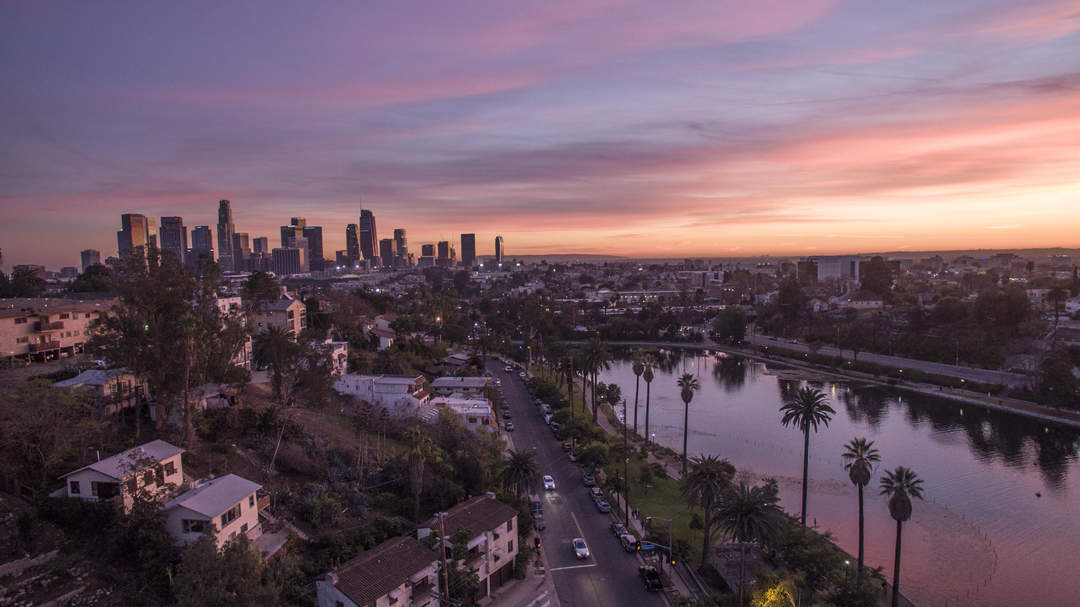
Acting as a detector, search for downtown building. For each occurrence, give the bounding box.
[159,216,188,264]
[117,214,156,258]
[80,249,101,272]
[359,208,379,266]
[460,233,476,268]
[217,200,235,272]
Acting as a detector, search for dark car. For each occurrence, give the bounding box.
[530,500,543,516]
[582,473,596,487]
[639,566,663,592]
[595,499,611,513]
[534,515,546,531]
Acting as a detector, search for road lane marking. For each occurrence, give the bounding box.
[548,563,599,572]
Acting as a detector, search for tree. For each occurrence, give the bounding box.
[500,449,540,499]
[861,256,895,299]
[841,437,880,586]
[69,263,114,293]
[676,373,700,477]
[9,267,46,297]
[643,360,655,445]
[779,387,835,525]
[632,352,645,433]
[406,426,439,521]
[682,455,735,564]
[174,533,281,607]
[240,271,281,314]
[880,466,925,607]
[717,480,783,607]
[583,335,611,422]
[713,307,748,345]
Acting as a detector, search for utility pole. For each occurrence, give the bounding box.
[439,512,450,605]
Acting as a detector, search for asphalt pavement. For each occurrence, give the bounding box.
[489,359,668,607]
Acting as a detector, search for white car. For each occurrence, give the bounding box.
[543,475,556,490]
[573,537,590,559]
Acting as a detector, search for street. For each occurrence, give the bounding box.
[488,359,667,607]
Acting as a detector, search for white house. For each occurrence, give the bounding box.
[163,474,262,548]
[425,396,495,433]
[322,338,349,376]
[430,376,492,397]
[54,368,145,414]
[370,327,395,351]
[334,374,430,416]
[316,536,439,607]
[421,496,519,599]
[60,439,183,513]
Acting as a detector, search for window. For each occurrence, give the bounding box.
[154,465,165,485]
[143,470,155,486]
[506,519,513,532]
[60,313,70,319]
[182,519,207,534]
[508,540,513,553]
[125,478,137,494]
[16,337,28,344]
[69,481,80,495]
[287,310,294,320]
[163,461,176,476]
[249,494,255,508]
[14,317,27,324]
[85,313,91,318]
[91,481,99,497]
[221,503,242,527]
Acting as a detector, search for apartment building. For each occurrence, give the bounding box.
[0,298,113,361]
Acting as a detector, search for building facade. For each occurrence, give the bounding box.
[359,209,379,263]
[159,216,188,263]
[0,298,112,360]
[80,249,101,272]
[460,233,476,268]
[216,200,235,272]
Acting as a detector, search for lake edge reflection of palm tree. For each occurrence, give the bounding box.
[881,466,925,607]
[842,437,881,586]
[779,386,836,525]
[676,372,700,477]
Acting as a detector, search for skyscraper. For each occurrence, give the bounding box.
[159,216,188,263]
[232,233,251,270]
[189,226,214,268]
[303,225,324,271]
[280,223,302,248]
[495,235,504,265]
[345,224,360,260]
[436,241,450,267]
[378,239,395,268]
[359,209,378,262]
[80,249,101,272]
[460,234,476,268]
[117,213,151,257]
[393,228,408,267]
[252,237,269,255]
[217,200,235,272]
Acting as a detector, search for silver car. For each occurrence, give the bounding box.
[572,537,590,559]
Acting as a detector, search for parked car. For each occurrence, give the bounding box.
[550,422,560,433]
[505,365,513,373]
[543,475,556,490]
[610,523,627,537]
[530,500,543,516]
[567,451,577,462]
[582,473,596,487]
[561,441,572,451]
[595,499,611,513]
[572,537,590,559]
[639,565,663,592]
[502,410,512,419]
[589,487,603,501]
[620,534,639,552]
[534,515,546,531]
[504,422,515,432]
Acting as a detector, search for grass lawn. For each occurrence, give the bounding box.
[610,454,704,564]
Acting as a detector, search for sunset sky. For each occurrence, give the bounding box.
[3,1,1080,267]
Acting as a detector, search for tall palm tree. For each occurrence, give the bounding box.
[779,386,835,525]
[632,352,645,434]
[501,449,540,500]
[842,437,880,586]
[681,455,735,564]
[880,466,925,607]
[642,361,655,446]
[716,480,783,607]
[565,353,576,420]
[583,336,611,422]
[676,373,700,477]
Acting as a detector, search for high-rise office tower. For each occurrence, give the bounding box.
[159,216,188,263]
[359,209,378,262]
[393,228,408,266]
[436,241,450,267]
[188,226,214,268]
[272,247,303,275]
[252,237,269,255]
[146,218,157,250]
[460,234,476,268]
[378,238,395,267]
[421,244,434,257]
[217,200,235,272]
[232,233,251,270]
[117,213,151,257]
[495,235,504,265]
[80,249,101,272]
[280,223,302,248]
[345,224,360,260]
[303,225,324,271]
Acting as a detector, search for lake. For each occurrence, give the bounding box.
[599,349,1080,607]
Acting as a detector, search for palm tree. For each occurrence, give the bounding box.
[405,426,438,521]
[676,373,700,477]
[681,455,735,564]
[632,353,645,434]
[881,466,925,607]
[779,386,835,525]
[501,449,540,500]
[716,480,783,607]
[642,360,655,446]
[583,336,611,422]
[842,437,880,586]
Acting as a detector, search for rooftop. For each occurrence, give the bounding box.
[429,496,517,537]
[328,536,436,606]
[62,439,182,481]
[164,474,261,517]
[431,376,491,389]
[54,368,131,388]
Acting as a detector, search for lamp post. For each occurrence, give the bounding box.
[645,516,674,579]
[623,398,630,525]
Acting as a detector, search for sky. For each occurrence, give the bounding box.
[2,1,1080,268]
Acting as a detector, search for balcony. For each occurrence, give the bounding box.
[29,341,61,353]
[34,320,64,332]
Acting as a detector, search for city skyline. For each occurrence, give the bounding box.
[3,2,1080,267]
